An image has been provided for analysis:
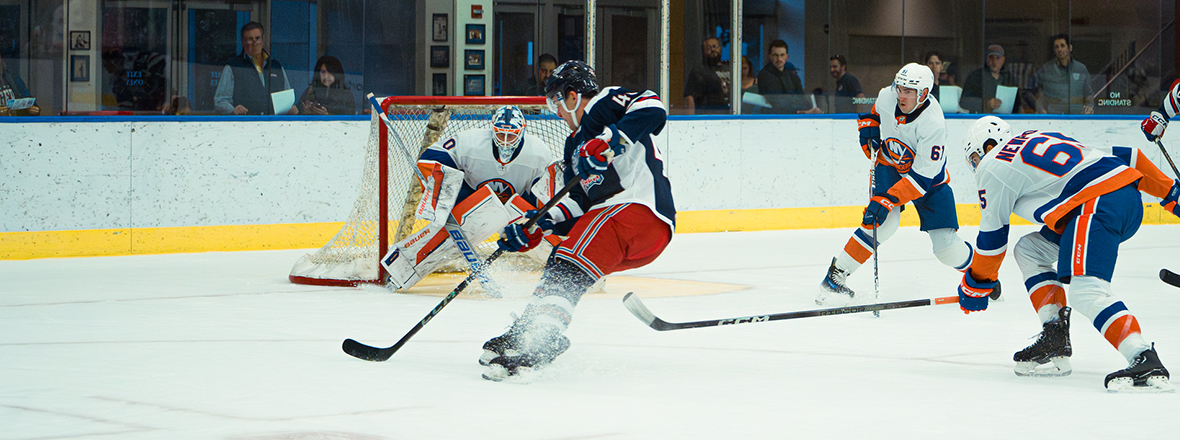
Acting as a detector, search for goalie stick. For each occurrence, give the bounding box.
[621,292,959,331]
[343,165,581,362]
[365,94,502,297]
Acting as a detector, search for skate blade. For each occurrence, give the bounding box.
[478,349,496,366]
[815,287,854,306]
[1106,376,1175,393]
[1014,357,1072,377]
[481,364,539,383]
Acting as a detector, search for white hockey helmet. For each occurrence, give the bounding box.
[491,105,526,161]
[963,115,1013,172]
[893,63,935,105]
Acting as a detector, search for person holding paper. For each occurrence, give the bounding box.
[0,52,41,116]
[963,44,1020,114]
[214,21,297,115]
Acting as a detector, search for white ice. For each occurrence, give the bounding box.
[2,225,1178,440]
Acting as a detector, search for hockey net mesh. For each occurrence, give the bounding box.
[290,97,569,286]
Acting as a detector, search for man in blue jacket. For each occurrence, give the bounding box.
[214,22,296,115]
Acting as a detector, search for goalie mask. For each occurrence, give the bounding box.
[963,115,1012,172]
[893,63,934,107]
[491,105,526,162]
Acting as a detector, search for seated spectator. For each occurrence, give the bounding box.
[515,53,557,96]
[924,51,945,101]
[214,21,297,115]
[758,39,810,113]
[829,55,866,113]
[962,44,1020,113]
[1028,34,1094,114]
[0,52,42,116]
[298,56,355,115]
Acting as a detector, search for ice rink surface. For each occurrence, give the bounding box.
[3,225,1179,439]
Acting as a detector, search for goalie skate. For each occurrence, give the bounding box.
[1105,345,1174,393]
[1014,307,1072,377]
[816,257,855,306]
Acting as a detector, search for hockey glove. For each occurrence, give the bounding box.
[858,113,882,159]
[497,210,554,253]
[861,195,897,228]
[574,131,623,179]
[1162,179,1180,218]
[1141,111,1168,142]
[958,269,996,314]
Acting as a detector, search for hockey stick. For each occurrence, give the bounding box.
[1153,139,1180,286]
[366,94,501,297]
[622,292,959,331]
[342,174,581,362]
[869,150,881,317]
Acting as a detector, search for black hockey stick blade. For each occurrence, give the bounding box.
[622,292,959,331]
[1160,269,1180,288]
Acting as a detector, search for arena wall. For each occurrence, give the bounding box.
[2,114,1176,258]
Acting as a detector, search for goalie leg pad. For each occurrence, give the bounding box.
[381,226,454,290]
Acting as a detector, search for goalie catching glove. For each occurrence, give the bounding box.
[574,126,625,179]
[498,210,557,253]
[958,269,996,314]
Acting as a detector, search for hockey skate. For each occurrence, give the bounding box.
[1014,307,1072,377]
[482,325,569,382]
[479,321,570,366]
[1105,344,1174,393]
[817,257,856,306]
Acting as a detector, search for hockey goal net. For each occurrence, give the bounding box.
[289,96,571,287]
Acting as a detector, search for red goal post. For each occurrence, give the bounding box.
[288,95,568,287]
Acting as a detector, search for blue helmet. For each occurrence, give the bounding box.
[491,105,526,161]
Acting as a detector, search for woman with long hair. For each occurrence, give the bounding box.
[299,55,355,115]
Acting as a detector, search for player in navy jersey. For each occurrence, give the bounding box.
[480,60,676,381]
[961,115,1174,392]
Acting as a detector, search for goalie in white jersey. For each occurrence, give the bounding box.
[380,105,558,291]
[961,115,1175,392]
[818,63,976,305]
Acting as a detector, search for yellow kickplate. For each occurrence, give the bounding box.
[398,271,746,299]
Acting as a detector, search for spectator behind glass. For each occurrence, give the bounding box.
[758,39,813,114]
[683,37,731,115]
[829,55,865,113]
[0,52,42,116]
[517,53,557,96]
[299,56,355,115]
[924,51,944,101]
[962,44,1020,113]
[1028,34,1094,114]
[738,56,760,114]
[214,21,297,115]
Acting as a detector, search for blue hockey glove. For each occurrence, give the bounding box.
[861,195,896,228]
[958,270,996,314]
[858,113,882,159]
[497,210,554,253]
[1162,180,1180,218]
[1141,111,1168,142]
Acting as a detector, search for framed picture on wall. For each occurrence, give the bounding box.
[464,74,485,96]
[430,46,450,68]
[464,50,484,70]
[432,14,448,42]
[70,55,90,82]
[69,31,90,50]
[465,24,485,45]
[433,73,447,96]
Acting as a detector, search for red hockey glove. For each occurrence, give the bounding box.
[1142,111,1168,142]
[574,138,615,179]
[497,210,554,253]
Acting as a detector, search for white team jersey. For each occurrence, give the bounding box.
[420,129,556,202]
[873,87,949,195]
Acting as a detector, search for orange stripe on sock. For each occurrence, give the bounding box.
[1103,315,1142,349]
[1071,201,1095,276]
[843,237,873,264]
[1029,283,1066,312]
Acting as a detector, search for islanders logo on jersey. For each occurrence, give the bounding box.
[479,179,516,203]
[882,138,916,173]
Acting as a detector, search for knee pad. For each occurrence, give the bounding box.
[929,228,972,270]
[1014,231,1059,280]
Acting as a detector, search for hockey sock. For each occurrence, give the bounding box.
[518,258,598,336]
[1069,275,1151,362]
[837,209,900,272]
[929,228,972,271]
[1013,231,1067,322]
